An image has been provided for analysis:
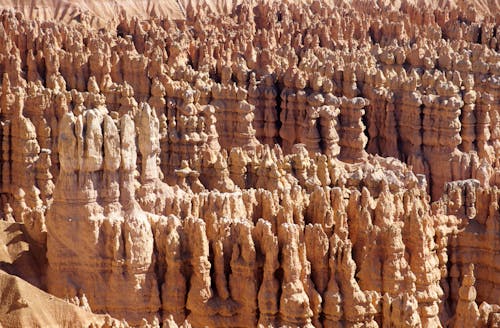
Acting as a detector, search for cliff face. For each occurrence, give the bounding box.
[0,1,499,327]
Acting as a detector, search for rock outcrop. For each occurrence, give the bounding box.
[0,1,499,327]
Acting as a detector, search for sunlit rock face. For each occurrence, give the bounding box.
[0,0,499,327]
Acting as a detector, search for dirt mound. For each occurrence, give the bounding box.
[0,270,119,328]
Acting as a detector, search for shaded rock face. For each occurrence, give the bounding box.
[0,1,499,327]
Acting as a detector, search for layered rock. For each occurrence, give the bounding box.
[441,182,500,308]
[46,107,162,325]
[451,264,480,328]
[422,81,464,200]
[211,66,259,151]
[338,96,369,163]
[0,2,499,327]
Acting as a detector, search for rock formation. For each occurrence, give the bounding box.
[0,1,499,327]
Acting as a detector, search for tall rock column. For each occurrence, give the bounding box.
[255,219,280,327]
[278,223,314,327]
[451,264,480,328]
[476,92,495,163]
[422,82,463,200]
[319,82,341,157]
[161,216,186,325]
[229,221,258,326]
[9,89,46,244]
[46,109,160,326]
[338,96,369,163]
[323,235,343,327]
[397,75,425,174]
[262,75,279,145]
[460,75,477,153]
[248,73,265,142]
[337,240,378,327]
[279,69,298,154]
[185,218,215,326]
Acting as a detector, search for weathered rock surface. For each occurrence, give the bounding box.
[0,1,499,327]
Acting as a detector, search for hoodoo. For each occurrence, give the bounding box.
[0,0,499,327]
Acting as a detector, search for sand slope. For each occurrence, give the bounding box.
[0,0,497,28]
[0,0,243,26]
[0,270,118,328]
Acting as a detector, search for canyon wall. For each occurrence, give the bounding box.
[0,1,499,327]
